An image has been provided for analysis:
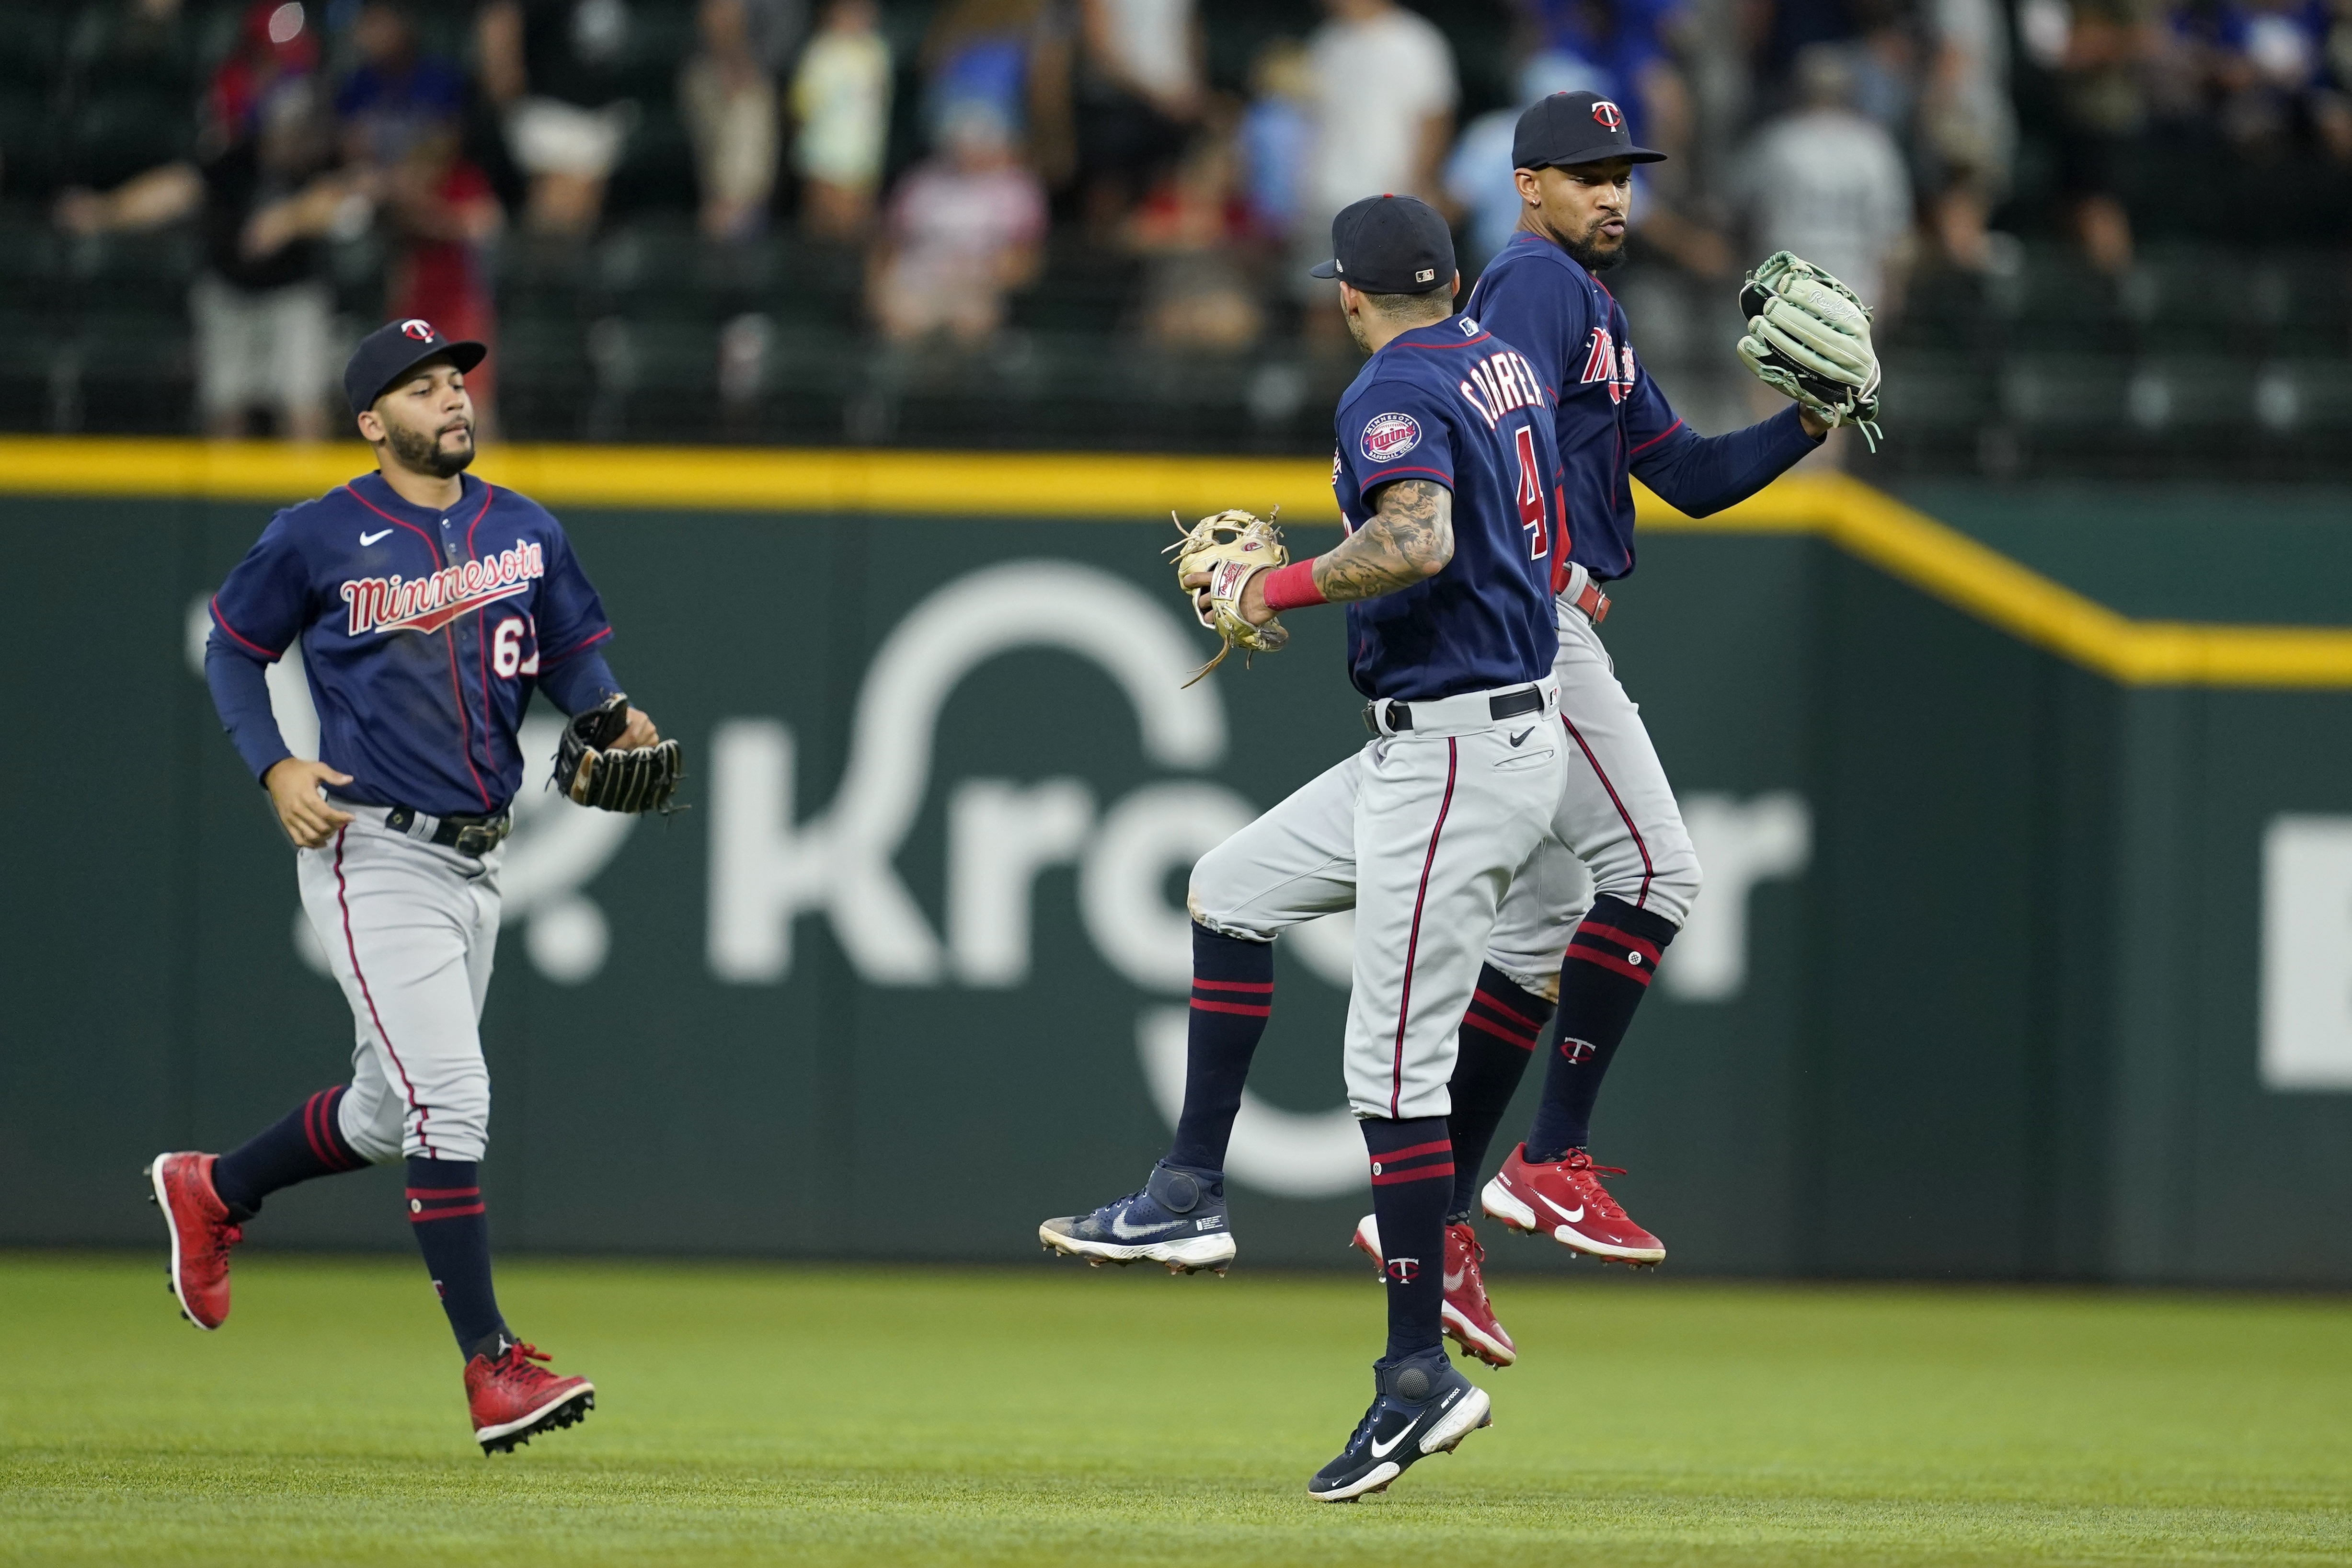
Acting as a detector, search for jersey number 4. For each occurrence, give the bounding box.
[1513,424,1551,561]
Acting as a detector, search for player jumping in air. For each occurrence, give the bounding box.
[151,319,681,1454]
[1042,195,1571,1499]
[1363,89,1880,1366]
[1038,85,1882,1408]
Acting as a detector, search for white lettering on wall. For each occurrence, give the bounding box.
[1668,791,1813,1002]
[705,560,1226,985]
[2261,815,2352,1090]
[949,778,1096,987]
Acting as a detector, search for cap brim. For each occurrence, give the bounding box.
[1523,145,1670,171]
[367,340,489,408]
[1308,258,1341,279]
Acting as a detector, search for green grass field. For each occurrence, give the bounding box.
[4,1253,2349,1566]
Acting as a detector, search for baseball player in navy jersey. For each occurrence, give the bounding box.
[1041,195,1571,1500]
[148,319,672,1454]
[1336,90,1879,1368]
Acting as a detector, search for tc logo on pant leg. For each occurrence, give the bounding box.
[1385,1257,1420,1283]
[1560,1036,1598,1064]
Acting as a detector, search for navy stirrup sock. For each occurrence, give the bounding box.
[1166,922,1276,1173]
[404,1157,509,1356]
[1363,1117,1453,1363]
[1524,896,1679,1162]
[210,1086,367,1219]
[1445,966,1555,1218]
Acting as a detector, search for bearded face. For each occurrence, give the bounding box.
[385,413,475,478]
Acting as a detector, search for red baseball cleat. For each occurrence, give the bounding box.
[1481,1144,1665,1266]
[467,1339,596,1454]
[146,1152,241,1330]
[1352,1214,1518,1368]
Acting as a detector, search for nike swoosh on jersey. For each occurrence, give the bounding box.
[1536,1192,1586,1225]
[1509,727,1534,746]
[360,528,394,546]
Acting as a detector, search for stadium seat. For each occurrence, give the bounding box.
[60,306,193,433]
[62,87,197,190]
[1880,353,1993,432]
[1998,249,2132,355]
[2000,355,2127,430]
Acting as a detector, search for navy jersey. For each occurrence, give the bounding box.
[208,471,613,817]
[1332,317,1563,703]
[1463,233,1690,583]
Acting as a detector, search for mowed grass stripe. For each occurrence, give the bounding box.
[3,1254,2348,1566]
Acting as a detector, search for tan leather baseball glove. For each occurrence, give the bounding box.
[1165,507,1289,687]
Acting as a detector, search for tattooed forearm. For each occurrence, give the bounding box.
[1311,480,1454,603]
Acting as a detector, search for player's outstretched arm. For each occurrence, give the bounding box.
[1629,405,1823,518]
[1311,479,1455,604]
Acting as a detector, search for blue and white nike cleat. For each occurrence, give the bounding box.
[1038,1161,1237,1275]
[1307,1350,1492,1501]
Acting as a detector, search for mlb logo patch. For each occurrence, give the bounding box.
[1360,412,1421,463]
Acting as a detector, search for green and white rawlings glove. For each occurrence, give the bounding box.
[1736,251,1883,450]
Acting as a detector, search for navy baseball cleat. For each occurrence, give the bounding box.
[1308,1350,1493,1501]
[1038,1161,1237,1274]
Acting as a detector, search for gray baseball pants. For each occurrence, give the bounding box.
[295,811,503,1164]
[1485,575,1704,995]
[1188,677,1568,1120]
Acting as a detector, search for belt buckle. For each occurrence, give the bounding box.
[1361,701,1411,734]
[453,818,507,857]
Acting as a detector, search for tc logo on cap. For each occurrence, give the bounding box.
[399,319,436,341]
[1591,99,1625,130]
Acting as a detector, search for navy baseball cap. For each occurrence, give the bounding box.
[1308,194,1456,294]
[1513,90,1667,171]
[344,317,486,417]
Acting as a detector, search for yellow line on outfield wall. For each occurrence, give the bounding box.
[2,436,2347,688]
[0,437,1348,522]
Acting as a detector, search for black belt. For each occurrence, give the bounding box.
[1364,684,1547,735]
[384,804,512,856]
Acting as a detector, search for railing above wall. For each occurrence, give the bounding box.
[5,436,2351,688]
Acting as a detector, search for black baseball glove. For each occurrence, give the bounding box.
[552,693,684,814]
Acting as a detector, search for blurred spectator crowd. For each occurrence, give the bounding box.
[1,0,2350,474]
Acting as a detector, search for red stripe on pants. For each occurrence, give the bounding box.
[1391,739,1459,1117]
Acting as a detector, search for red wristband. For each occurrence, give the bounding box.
[1260,559,1326,612]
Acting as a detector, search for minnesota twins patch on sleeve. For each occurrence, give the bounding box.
[1360,412,1423,463]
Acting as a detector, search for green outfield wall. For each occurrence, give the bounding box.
[6,455,2351,1284]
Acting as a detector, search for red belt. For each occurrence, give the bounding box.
[1571,577,1610,625]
